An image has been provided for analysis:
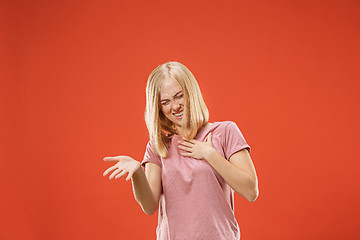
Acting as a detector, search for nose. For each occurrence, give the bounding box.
[172,99,182,111]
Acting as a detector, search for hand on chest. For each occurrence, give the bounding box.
[161,133,226,191]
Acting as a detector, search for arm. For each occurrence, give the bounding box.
[178,134,259,202]
[205,148,258,202]
[103,156,162,215]
[131,163,162,215]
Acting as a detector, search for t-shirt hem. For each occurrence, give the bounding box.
[142,159,162,169]
[227,145,251,160]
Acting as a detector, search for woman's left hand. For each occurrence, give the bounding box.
[178,133,214,160]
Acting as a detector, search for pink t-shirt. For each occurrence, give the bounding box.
[142,121,250,240]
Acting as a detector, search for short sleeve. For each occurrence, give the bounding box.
[141,141,162,168]
[222,121,251,160]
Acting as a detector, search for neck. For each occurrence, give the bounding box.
[176,122,211,139]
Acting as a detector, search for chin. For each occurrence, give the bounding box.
[172,119,182,127]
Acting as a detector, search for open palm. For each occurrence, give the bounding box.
[103,156,141,181]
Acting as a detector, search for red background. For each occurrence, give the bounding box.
[1,0,359,239]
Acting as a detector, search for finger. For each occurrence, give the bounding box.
[178,144,192,152]
[180,152,192,157]
[109,169,122,179]
[103,157,119,162]
[178,141,194,148]
[126,171,134,181]
[115,170,127,179]
[182,138,195,144]
[207,133,212,142]
[188,139,197,144]
[103,165,117,176]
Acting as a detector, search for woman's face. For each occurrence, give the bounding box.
[159,78,185,129]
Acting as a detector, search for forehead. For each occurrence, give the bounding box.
[160,78,182,99]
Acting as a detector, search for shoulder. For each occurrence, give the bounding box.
[142,139,163,168]
[212,121,246,142]
[144,140,161,158]
[212,121,238,132]
[209,121,239,142]
[213,120,236,125]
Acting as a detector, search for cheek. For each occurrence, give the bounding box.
[179,98,185,105]
[161,106,171,115]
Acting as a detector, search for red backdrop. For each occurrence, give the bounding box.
[1,0,359,239]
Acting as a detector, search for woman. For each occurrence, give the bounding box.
[103,61,259,239]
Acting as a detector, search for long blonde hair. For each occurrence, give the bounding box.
[144,61,209,158]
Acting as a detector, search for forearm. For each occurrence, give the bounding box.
[131,168,158,215]
[205,149,258,202]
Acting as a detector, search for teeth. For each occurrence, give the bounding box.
[174,111,183,117]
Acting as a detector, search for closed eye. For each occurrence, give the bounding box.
[175,94,184,99]
[160,91,183,106]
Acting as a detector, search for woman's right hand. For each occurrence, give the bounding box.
[103,156,141,181]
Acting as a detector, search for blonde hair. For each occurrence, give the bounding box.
[144,61,209,158]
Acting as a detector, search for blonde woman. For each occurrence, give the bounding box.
[103,61,259,239]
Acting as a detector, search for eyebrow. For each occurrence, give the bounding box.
[160,90,183,102]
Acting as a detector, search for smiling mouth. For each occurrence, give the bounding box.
[173,110,183,118]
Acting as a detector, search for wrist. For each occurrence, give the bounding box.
[132,163,143,178]
[204,147,217,161]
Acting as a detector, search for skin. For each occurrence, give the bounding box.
[178,135,258,202]
[159,77,185,132]
[103,77,258,216]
